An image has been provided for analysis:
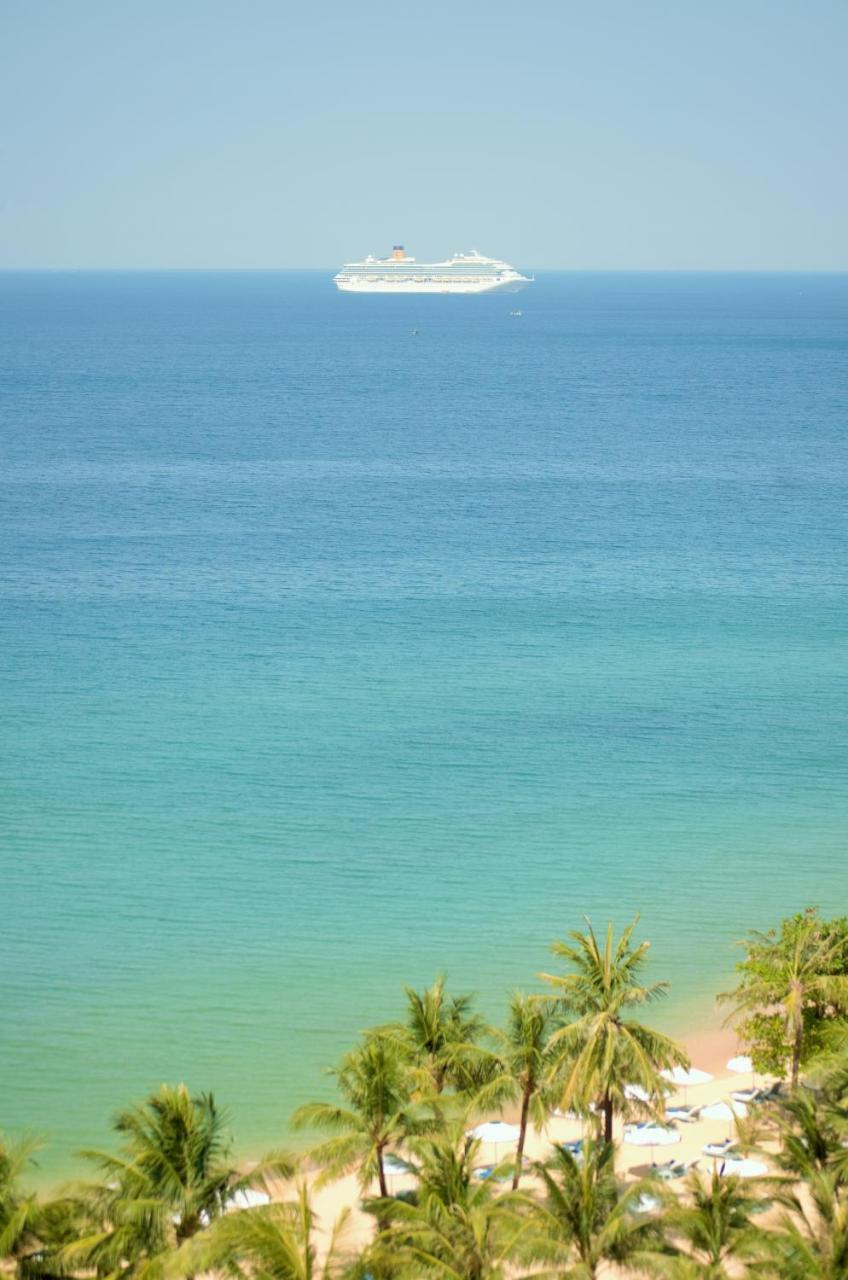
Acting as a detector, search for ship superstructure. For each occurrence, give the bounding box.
[334,246,532,294]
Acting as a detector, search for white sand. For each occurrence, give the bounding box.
[260,1024,780,1258]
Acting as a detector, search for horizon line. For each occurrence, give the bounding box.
[2,265,847,275]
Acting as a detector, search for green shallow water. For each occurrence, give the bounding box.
[1,271,846,1182]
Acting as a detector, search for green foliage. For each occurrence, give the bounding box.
[102,1084,234,1240]
[38,1084,291,1280]
[772,1074,848,1184]
[808,1018,848,1102]
[721,908,848,1087]
[368,1121,528,1280]
[540,917,688,1144]
[389,976,492,1097]
[291,1030,421,1199]
[469,991,556,1188]
[664,1166,769,1275]
[522,1137,669,1278]
[765,1168,848,1279]
[0,1134,42,1270]
[168,1182,352,1280]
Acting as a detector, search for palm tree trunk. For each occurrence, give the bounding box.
[374,1145,391,1235]
[377,1147,389,1199]
[791,1017,803,1089]
[603,1090,613,1145]
[512,1084,532,1190]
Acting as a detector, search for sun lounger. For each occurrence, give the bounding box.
[632,1192,662,1214]
[666,1103,702,1122]
[703,1138,736,1158]
[654,1157,700,1181]
[551,1106,581,1120]
[473,1165,511,1182]
[732,1081,782,1105]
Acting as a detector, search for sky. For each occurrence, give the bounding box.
[1,0,846,269]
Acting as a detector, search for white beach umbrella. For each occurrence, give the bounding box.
[624,1123,680,1162]
[625,1126,680,1164]
[702,1098,748,1138]
[702,1099,748,1121]
[624,1084,652,1103]
[224,1188,271,1213]
[469,1120,520,1144]
[719,1157,769,1178]
[661,1065,713,1100]
[662,1066,713,1087]
[468,1120,520,1160]
[727,1055,755,1087]
[382,1154,415,1186]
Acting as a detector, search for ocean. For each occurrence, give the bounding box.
[1,270,846,1181]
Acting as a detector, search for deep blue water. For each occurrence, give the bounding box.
[1,270,846,1179]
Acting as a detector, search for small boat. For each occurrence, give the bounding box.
[509,309,523,317]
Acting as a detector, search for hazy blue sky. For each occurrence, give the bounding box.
[2,0,846,268]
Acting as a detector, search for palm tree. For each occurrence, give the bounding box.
[765,1168,848,1279]
[101,1084,235,1240]
[291,1031,418,1202]
[720,913,848,1088]
[0,1134,42,1274]
[20,1191,95,1280]
[372,1122,527,1280]
[772,1086,847,1184]
[168,1184,352,1280]
[808,1019,848,1098]
[51,1085,290,1280]
[47,1173,170,1280]
[540,918,688,1144]
[522,1137,668,1278]
[662,1166,769,1278]
[470,992,554,1189]
[393,976,489,1096]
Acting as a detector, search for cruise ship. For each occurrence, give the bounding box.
[334,246,532,294]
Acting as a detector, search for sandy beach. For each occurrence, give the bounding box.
[259,1022,776,1257]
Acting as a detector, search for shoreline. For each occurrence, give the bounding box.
[24,1013,744,1196]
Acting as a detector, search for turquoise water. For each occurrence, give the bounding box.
[1,271,846,1181]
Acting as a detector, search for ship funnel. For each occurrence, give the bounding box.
[391,245,406,260]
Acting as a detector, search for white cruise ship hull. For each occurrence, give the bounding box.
[336,275,529,295]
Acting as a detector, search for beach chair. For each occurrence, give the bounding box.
[655,1157,700,1181]
[473,1165,511,1183]
[703,1138,736,1158]
[632,1192,662,1215]
[732,1081,781,1106]
[560,1138,583,1159]
[666,1103,703,1123]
